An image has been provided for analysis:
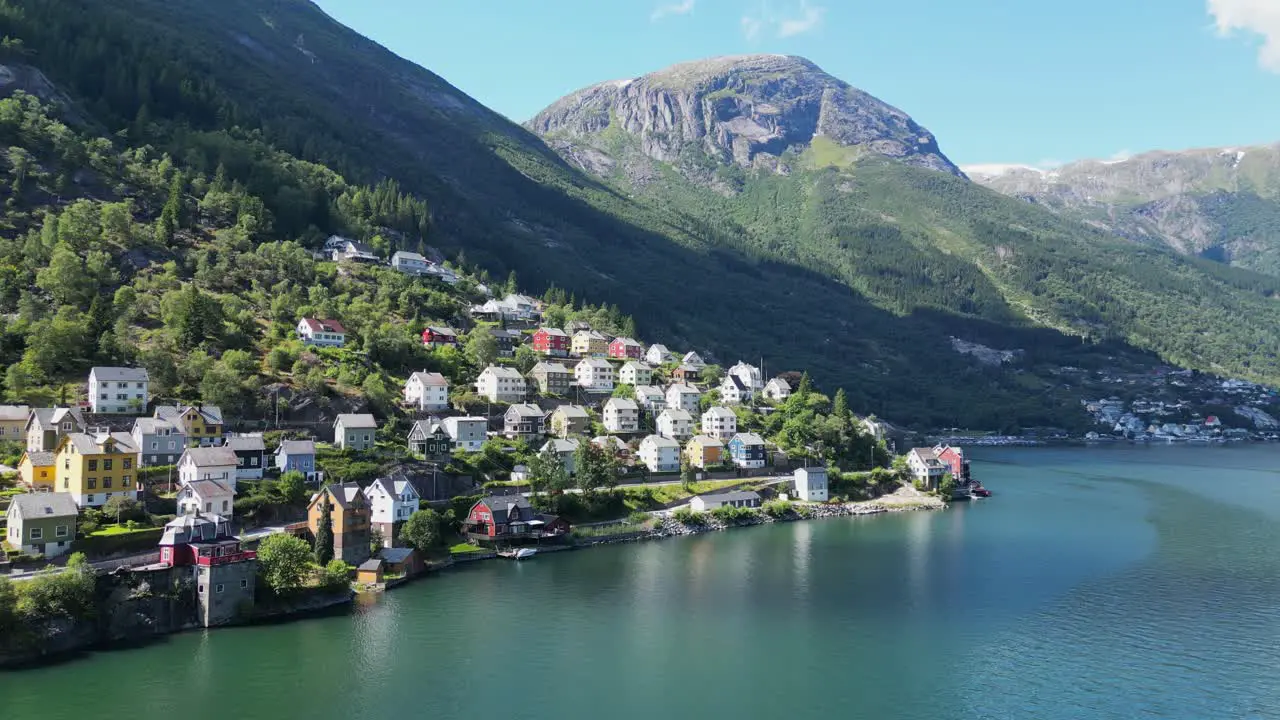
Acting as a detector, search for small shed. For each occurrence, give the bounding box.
[356,558,385,585]
[378,547,421,577]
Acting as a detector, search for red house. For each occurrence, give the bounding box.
[463,495,571,543]
[531,327,570,357]
[608,337,643,360]
[421,326,458,348]
[158,513,254,568]
[931,445,971,483]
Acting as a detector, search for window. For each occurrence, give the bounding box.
[215,584,224,594]
[204,502,211,512]
[87,478,97,489]
[103,459,113,470]
[240,579,248,589]
[116,394,127,401]
[103,477,112,489]
[136,382,143,389]
[86,494,95,504]
[123,458,132,469]
[221,500,228,511]
[150,441,157,450]
[198,585,204,594]
[250,457,259,467]
[122,475,131,487]
[88,460,97,471]
[167,440,175,450]
[56,525,68,538]
[29,527,42,540]
[237,457,244,467]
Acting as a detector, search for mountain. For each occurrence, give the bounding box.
[3,2,1280,432]
[967,144,1280,276]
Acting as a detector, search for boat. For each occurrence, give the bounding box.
[499,548,538,560]
[970,484,992,497]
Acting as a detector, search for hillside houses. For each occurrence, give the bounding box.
[529,361,573,395]
[403,371,449,411]
[443,416,487,452]
[541,438,580,476]
[764,377,791,402]
[634,386,666,415]
[701,407,737,441]
[88,366,149,414]
[639,435,680,473]
[608,337,643,360]
[572,330,609,357]
[619,361,652,387]
[603,397,640,433]
[719,374,754,405]
[297,317,346,347]
[658,408,694,441]
[532,327,570,357]
[645,344,672,365]
[682,351,706,369]
[575,358,615,391]
[685,435,723,469]
[728,362,763,391]
[504,404,546,440]
[421,326,458,348]
[407,420,452,460]
[549,405,591,438]
[334,414,379,451]
[391,250,433,275]
[665,384,700,413]
[727,433,766,469]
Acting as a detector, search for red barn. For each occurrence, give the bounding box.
[932,445,971,482]
[464,495,571,543]
[608,337,643,360]
[158,513,254,568]
[421,326,458,347]
[532,327,570,357]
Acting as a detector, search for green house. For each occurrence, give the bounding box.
[407,420,453,460]
[5,493,78,558]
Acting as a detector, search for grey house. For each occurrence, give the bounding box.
[334,414,378,451]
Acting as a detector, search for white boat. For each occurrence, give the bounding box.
[514,548,537,560]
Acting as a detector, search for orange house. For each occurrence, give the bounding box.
[684,435,725,469]
[19,451,55,491]
[307,482,372,566]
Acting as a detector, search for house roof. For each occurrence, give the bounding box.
[536,327,568,337]
[8,492,78,520]
[481,365,525,380]
[542,438,580,454]
[277,439,316,456]
[574,329,607,341]
[592,435,628,450]
[30,407,84,430]
[506,403,544,419]
[22,450,54,467]
[577,358,612,370]
[132,417,181,436]
[909,448,944,467]
[660,408,693,422]
[667,383,699,395]
[611,337,642,348]
[318,482,364,510]
[682,351,704,364]
[641,434,680,449]
[358,559,384,572]
[0,404,29,421]
[425,325,457,337]
[225,434,266,452]
[155,404,224,425]
[408,371,448,387]
[530,362,572,375]
[392,250,428,263]
[723,375,749,392]
[181,479,235,499]
[703,406,736,420]
[730,432,765,446]
[300,317,346,334]
[378,547,414,564]
[795,466,827,479]
[647,344,670,355]
[687,434,724,448]
[336,413,378,429]
[62,432,139,455]
[605,397,639,411]
[444,416,487,426]
[477,494,532,524]
[182,446,238,467]
[159,512,233,546]
[697,490,761,504]
[621,360,651,371]
[346,240,377,254]
[552,404,590,419]
[766,377,791,391]
[89,366,150,383]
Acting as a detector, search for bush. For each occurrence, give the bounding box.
[762,500,794,518]
[323,559,352,589]
[671,507,707,526]
[256,534,313,595]
[710,505,758,524]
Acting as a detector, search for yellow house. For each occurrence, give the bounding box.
[0,404,29,442]
[54,432,141,508]
[18,450,55,491]
[684,435,725,469]
[155,405,224,446]
[571,330,609,357]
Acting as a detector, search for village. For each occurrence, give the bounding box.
[0,241,988,664]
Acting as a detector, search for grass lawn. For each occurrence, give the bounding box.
[621,479,749,510]
[449,542,485,554]
[89,524,156,537]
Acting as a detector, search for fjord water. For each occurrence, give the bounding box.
[6,446,1280,719]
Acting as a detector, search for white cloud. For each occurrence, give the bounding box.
[651,0,695,22]
[741,1,826,40]
[1208,0,1280,71]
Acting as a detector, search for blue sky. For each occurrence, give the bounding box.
[313,0,1280,168]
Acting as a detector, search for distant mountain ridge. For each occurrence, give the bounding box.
[967,143,1280,275]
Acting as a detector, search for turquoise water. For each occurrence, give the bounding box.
[4,445,1280,719]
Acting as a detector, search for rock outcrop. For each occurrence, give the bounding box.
[528,54,961,179]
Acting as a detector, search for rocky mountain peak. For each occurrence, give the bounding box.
[527,55,961,177]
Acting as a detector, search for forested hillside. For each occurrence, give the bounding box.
[0,0,1275,432]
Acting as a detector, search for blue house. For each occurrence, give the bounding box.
[275,439,318,480]
[727,432,767,470]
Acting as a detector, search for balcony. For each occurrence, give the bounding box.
[195,550,257,566]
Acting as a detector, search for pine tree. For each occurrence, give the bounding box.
[314,496,334,565]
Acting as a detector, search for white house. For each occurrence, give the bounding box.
[794,467,829,502]
[574,358,615,391]
[323,234,353,253]
[540,438,580,476]
[296,317,346,348]
[719,374,754,405]
[639,434,681,473]
[764,377,792,402]
[391,250,433,275]
[618,361,653,387]
[176,479,235,516]
[701,406,738,441]
[907,447,946,490]
[444,416,487,452]
[476,365,527,403]
[88,366,149,414]
[728,361,763,391]
[603,397,640,434]
[332,239,379,263]
[177,446,239,491]
[634,386,667,415]
[363,476,421,547]
[657,408,694,441]
[645,344,672,365]
[689,490,761,513]
[681,351,706,369]
[665,384,701,413]
[403,371,449,411]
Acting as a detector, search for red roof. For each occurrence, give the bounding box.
[301,317,346,334]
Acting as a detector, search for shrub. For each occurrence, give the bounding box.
[671,507,707,526]
[323,559,352,589]
[762,500,794,518]
[710,505,758,524]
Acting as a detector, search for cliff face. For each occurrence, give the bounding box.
[528,55,960,178]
